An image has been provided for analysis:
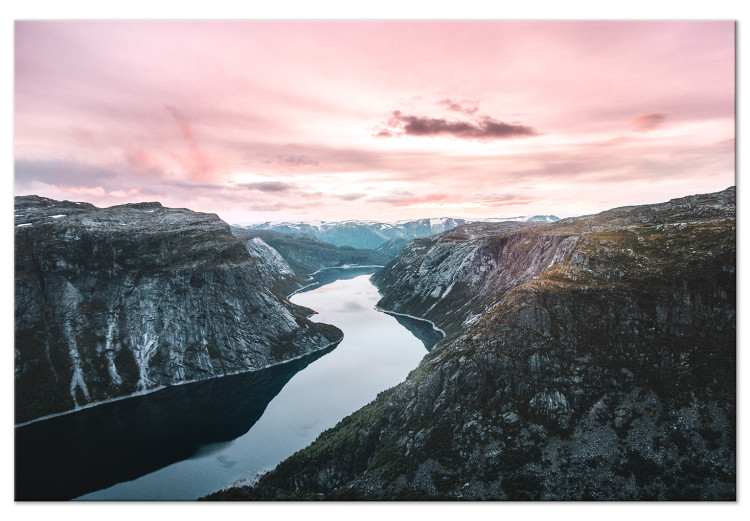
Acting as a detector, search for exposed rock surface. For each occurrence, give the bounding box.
[240,235,307,298]
[15,196,342,424]
[371,220,563,335]
[233,229,391,275]
[206,187,735,501]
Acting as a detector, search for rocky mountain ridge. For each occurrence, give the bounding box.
[15,196,342,424]
[207,187,735,501]
[371,220,570,336]
[239,216,560,250]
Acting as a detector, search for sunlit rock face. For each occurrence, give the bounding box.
[14,196,342,424]
[208,188,735,501]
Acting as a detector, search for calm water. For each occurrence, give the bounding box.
[15,271,439,500]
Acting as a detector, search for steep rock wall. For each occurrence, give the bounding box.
[15,196,342,424]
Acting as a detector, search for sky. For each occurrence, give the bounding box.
[14,20,735,224]
[5,8,747,520]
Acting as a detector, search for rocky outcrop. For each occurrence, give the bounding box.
[206,187,735,501]
[14,196,342,424]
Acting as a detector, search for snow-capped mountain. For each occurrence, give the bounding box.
[239,216,559,250]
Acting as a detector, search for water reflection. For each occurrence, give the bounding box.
[384,312,444,351]
[292,266,384,296]
[14,347,333,501]
[17,271,431,501]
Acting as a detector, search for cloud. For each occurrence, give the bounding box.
[439,98,479,115]
[276,154,320,166]
[47,185,141,200]
[337,193,365,201]
[630,113,668,132]
[368,191,450,206]
[473,195,536,207]
[166,105,227,181]
[240,181,294,192]
[247,200,324,212]
[378,111,539,141]
[109,188,141,198]
[122,146,167,176]
[15,158,120,186]
[165,180,227,190]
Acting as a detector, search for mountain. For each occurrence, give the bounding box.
[14,196,343,424]
[230,228,391,295]
[205,187,735,501]
[371,220,562,335]
[375,237,411,257]
[239,216,560,251]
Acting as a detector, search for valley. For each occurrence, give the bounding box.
[14,18,736,505]
[207,187,736,501]
[14,188,736,501]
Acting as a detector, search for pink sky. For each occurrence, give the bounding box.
[14,20,735,223]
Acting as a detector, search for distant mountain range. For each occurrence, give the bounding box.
[235,216,560,250]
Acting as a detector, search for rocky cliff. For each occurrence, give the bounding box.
[371,220,562,335]
[207,187,735,501]
[233,229,391,275]
[14,196,342,424]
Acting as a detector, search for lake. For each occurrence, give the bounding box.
[15,270,441,500]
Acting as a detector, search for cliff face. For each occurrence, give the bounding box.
[241,235,307,298]
[232,229,391,276]
[14,196,342,424]
[208,187,735,501]
[371,220,570,335]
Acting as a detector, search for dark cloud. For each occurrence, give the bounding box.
[379,111,538,141]
[15,158,120,186]
[439,98,479,115]
[240,181,295,192]
[630,113,668,132]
